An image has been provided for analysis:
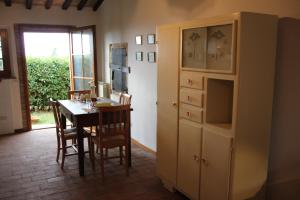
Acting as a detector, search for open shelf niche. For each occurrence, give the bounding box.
[205,78,234,130]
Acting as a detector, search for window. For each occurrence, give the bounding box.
[0,29,11,79]
[70,26,97,90]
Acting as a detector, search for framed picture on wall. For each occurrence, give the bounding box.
[147,52,156,63]
[135,35,142,45]
[136,51,143,61]
[147,34,156,44]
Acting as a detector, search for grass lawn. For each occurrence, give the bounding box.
[31,111,54,125]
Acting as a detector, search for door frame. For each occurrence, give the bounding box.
[14,24,98,131]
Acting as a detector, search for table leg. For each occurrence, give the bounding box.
[128,111,132,167]
[77,126,85,176]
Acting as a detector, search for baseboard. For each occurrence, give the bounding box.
[131,138,156,155]
[14,128,29,133]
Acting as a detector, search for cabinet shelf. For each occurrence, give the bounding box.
[206,122,232,130]
[205,78,234,127]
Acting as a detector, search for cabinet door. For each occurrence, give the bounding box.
[200,129,232,200]
[177,120,202,200]
[156,25,180,186]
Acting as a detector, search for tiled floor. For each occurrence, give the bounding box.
[0,129,187,200]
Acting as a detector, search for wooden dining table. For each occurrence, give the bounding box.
[58,98,132,176]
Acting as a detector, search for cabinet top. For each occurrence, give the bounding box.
[156,12,277,30]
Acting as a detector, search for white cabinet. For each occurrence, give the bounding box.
[156,12,277,200]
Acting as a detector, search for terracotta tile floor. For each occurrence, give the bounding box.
[0,129,187,200]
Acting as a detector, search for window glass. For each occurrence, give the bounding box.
[0,29,11,76]
[0,59,3,71]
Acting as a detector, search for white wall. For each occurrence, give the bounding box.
[0,4,98,134]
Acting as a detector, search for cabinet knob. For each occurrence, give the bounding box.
[201,158,209,166]
[187,79,193,85]
[186,111,190,117]
[187,96,191,101]
[193,155,200,162]
[172,102,177,106]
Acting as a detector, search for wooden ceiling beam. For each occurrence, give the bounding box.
[77,0,88,10]
[4,0,12,7]
[93,0,104,11]
[26,0,33,9]
[62,0,72,10]
[45,0,53,9]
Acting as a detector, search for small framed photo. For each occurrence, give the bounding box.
[147,34,156,44]
[147,52,156,63]
[135,35,142,45]
[136,51,143,61]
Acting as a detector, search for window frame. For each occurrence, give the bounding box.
[0,28,11,79]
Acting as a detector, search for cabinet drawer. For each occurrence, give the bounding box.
[180,71,204,90]
[180,104,203,123]
[180,88,203,107]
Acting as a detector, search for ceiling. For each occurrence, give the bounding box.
[1,0,104,11]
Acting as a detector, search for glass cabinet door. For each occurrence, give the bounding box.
[182,27,207,69]
[206,24,233,71]
[181,23,235,73]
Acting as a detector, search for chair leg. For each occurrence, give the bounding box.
[61,141,66,169]
[56,134,60,162]
[90,139,95,170]
[100,147,105,180]
[119,146,123,165]
[125,144,129,176]
[105,148,108,158]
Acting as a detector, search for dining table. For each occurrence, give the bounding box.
[58,97,132,176]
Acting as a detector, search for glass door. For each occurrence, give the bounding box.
[70,26,97,90]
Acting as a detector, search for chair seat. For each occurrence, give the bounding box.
[61,127,90,140]
[92,134,125,147]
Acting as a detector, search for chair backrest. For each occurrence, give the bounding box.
[49,100,66,139]
[68,89,90,100]
[119,93,132,105]
[97,105,131,144]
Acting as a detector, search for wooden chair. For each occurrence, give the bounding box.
[90,105,131,178]
[119,93,132,105]
[99,93,132,156]
[50,100,92,169]
[68,89,90,100]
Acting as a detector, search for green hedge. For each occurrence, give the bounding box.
[27,57,70,110]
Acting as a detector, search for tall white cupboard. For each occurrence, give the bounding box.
[156,12,278,200]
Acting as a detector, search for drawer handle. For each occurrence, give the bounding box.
[186,111,190,117]
[187,79,193,85]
